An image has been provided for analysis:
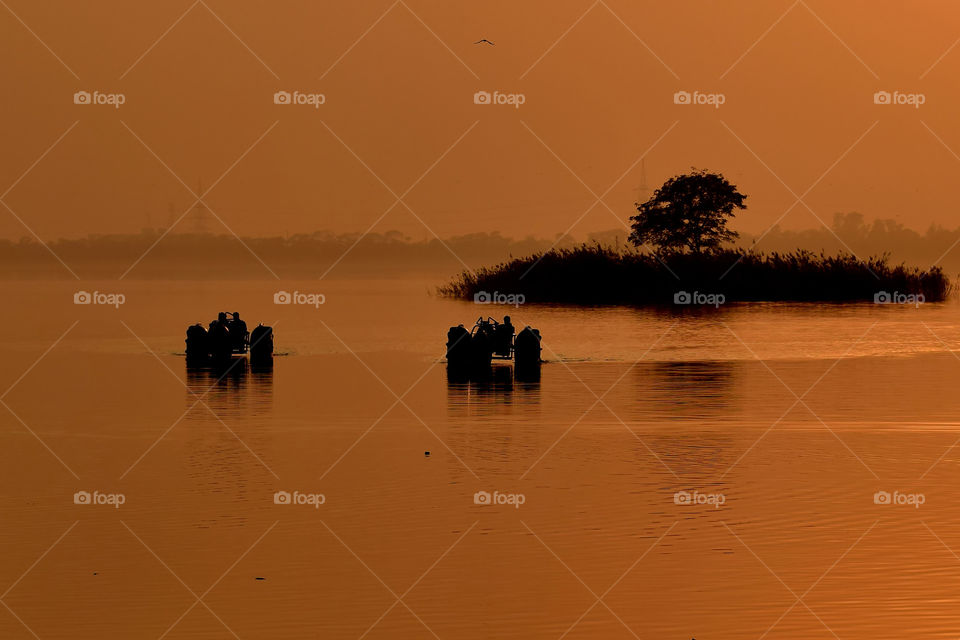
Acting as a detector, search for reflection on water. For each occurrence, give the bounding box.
[635,360,740,419]
[185,357,274,420]
[182,357,276,522]
[446,363,541,416]
[12,280,960,640]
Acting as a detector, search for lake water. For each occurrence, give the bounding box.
[3,278,960,639]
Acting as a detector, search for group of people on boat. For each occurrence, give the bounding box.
[211,312,248,352]
[185,312,273,363]
[446,315,542,369]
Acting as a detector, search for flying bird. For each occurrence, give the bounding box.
[474,39,495,46]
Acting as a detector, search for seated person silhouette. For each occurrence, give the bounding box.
[210,312,227,331]
[229,312,248,351]
[494,315,514,356]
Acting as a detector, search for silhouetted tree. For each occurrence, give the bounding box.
[629,169,746,253]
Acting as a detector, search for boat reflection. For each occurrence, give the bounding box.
[446,362,541,416]
[185,356,274,420]
[633,360,739,419]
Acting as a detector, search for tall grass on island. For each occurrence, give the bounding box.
[439,245,950,305]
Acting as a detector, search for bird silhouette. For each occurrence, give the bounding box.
[474,39,495,46]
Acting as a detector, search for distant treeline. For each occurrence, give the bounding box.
[439,245,949,305]
[0,230,565,279]
[591,212,960,274]
[2,212,960,279]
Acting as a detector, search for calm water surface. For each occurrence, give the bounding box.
[3,279,960,639]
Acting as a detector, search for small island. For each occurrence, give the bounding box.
[440,170,948,306]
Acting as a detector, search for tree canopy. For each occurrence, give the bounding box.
[629,169,746,253]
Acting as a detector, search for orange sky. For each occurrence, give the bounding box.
[2,0,960,241]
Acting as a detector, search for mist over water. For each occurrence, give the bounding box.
[3,279,960,638]
[8,1,960,636]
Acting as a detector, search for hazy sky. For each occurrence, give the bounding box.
[2,0,960,241]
